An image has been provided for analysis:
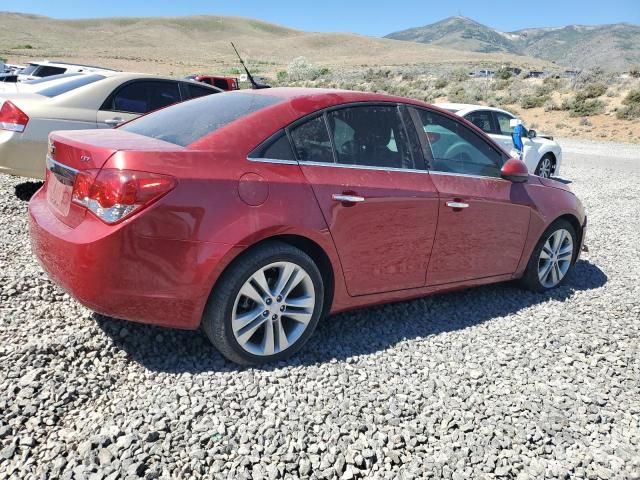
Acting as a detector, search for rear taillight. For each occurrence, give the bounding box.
[0,101,29,133]
[72,169,176,224]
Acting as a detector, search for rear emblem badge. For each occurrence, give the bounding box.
[80,155,91,162]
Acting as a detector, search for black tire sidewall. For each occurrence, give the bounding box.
[523,219,577,292]
[206,243,324,365]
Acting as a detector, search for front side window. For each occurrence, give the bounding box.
[495,111,516,136]
[327,105,415,169]
[414,108,503,177]
[464,110,495,134]
[289,115,334,164]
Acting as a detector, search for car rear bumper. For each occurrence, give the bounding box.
[0,132,47,179]
[29,187,235,329]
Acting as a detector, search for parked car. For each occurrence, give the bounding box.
[0,72,85,93]
[0,72,221,179]
[185,74,239,91]
[17,61,119,82]
[29,88,587,365]
[437,103,562,178]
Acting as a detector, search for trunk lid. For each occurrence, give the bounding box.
[45,129,181,227]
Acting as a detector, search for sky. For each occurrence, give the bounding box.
[8,0,640,36]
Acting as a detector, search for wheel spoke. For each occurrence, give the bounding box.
[262,320,275,355]
[235,316,267,346]
[233,307,265,331]
[284,295,315,309]
[540,245,553,260]
[239,282,266,307]
[273,263,296,296]
[550,262,559,284]
[275,319,289,351]
[251,269,272,297]
[539,260,553,284]
[282,309,313,326]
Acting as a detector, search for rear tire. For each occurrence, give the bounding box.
[535,154,555,178]
[520,219,578,292]
[202,241,324,365]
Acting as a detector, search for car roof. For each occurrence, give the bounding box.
[435,102,515,116]
[30,60,119,72]
[248,87,435,111]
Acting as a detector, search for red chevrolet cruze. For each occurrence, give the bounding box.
[29,88,586,364]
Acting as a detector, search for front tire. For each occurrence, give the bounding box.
[520,219,577,292]
[535,154,555,178]
[202,241,324,365]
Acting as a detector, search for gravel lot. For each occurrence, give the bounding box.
[1,140,639,480]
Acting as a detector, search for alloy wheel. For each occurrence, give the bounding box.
[231,261,316,356]
[537,228,573,288]
[538,157,553,178]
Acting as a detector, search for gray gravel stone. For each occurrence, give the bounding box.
[1,141,639,479]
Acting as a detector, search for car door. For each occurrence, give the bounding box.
[96,80,183,128]
[410,107,531,286]
[290,104,440,296]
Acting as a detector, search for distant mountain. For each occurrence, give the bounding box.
[386,16,640,71]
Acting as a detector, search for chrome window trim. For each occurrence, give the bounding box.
[297,160,429,174]
[247,157,298,165]
[428,170,507,181]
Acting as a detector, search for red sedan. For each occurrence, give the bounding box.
[29,88,587,364]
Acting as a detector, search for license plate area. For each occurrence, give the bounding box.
[46,156,76,217]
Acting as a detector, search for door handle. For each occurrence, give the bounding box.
[446,201,469,209]
[332,194,365,203]
[104,117,124,127]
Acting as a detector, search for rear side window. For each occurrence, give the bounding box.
[250,131,295,160]
[34,65,67,77]
[104,81,181,114]
[35,74,106,97]
[120,92,283,147]
[289,115,334,164]
[183,82,218,100]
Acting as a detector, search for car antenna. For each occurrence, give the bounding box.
[231,42,270,89]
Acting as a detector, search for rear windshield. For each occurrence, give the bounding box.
[35,74,106,97]
[120,92,283,147]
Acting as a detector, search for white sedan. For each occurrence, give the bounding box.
[436,103,562,178]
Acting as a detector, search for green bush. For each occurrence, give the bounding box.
[616,88,640,119]
[449,68,470,82]
[630,66,640,79]
[575,83,607,101]
[434,77,448,89]
[568,98,605,117]
[520,94,549,109]
[11,44,33,49]
[276,71,288,83]
[496,68,512,80]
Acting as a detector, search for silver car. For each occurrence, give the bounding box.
[0,72,221,179]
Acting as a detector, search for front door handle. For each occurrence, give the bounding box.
[446,201,469,209]
[332,194,365,203]
[104,117,124,127]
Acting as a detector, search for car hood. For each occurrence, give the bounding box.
[538,176,572,193]
[531,135,557,146]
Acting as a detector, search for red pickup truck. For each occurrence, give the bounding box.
[185,75,239,91]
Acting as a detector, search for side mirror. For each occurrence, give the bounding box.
[501,158,529,183]
[527,129,537,139]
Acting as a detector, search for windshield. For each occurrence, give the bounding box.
[35,74,106,98]
[121,92,283,147]
[23,73,82,85]
[20,64,40,75]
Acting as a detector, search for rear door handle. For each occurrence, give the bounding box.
[446,201,469,209]
[332,194,365,203]
[104,117,124,127]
